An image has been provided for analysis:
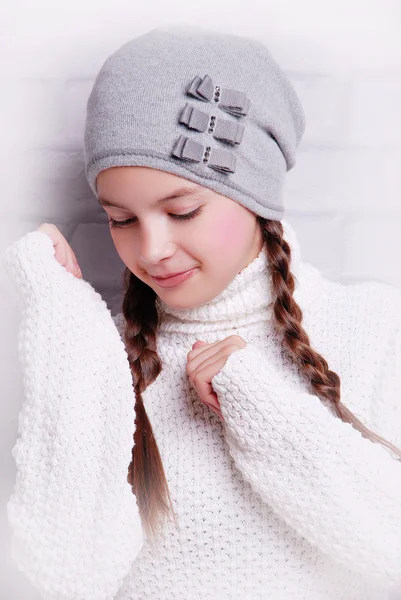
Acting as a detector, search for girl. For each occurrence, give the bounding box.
[3,24,401,600]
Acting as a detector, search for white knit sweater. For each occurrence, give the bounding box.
[3,219,401,600]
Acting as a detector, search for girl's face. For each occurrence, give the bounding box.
[96,166,264,310]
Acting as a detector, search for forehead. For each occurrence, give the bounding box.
[98,186,204,210]
[97,166,195,193]
[96,166,207,206]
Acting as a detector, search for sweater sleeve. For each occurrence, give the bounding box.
[2,231,143,600]
[211,336,401,590]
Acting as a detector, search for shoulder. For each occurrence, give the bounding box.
[316,274,401,334]
[299,261,401,338]
[299,266,401,411]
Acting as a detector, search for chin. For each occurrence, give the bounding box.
[157,289,205,310]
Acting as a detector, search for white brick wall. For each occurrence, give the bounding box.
[1,3,400,599]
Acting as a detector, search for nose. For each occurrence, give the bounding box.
[139,224,175,266]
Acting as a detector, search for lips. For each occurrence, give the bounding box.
[151,270,190,280]
[150,268,198,288]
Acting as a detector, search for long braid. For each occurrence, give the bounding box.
[121,267,178,543]
[258,217,401,458]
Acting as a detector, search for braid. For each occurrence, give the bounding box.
[121,268,178,543]
[258,217,401,459]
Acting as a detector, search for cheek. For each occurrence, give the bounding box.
[199,212,247,255]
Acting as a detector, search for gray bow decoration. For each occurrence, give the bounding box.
[179,103,209,132]
[171,135,236,173]
[213,118,244,145]
[179,103,245,145]
[187,74,251,117]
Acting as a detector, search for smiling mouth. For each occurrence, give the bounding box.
[150,268,198,287]
[151,268,195,279]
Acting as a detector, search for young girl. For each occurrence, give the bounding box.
[3,24,401,600]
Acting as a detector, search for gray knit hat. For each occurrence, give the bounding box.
[84,24,306,221]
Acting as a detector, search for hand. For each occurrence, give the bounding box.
[186,335,247,420]
[36,223,83,279]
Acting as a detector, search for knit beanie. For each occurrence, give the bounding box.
[84,24,306,221]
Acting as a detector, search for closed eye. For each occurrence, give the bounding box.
[108,207,203,229]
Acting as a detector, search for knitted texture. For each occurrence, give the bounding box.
[3,221,401,600]
[84,24,306,220]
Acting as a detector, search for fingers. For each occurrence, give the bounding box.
[186,342,243,380]
[186,338,245,423]
[188,335,246,361]
[186,344,222,377]
[58,247,82,278]
[36,223,82,279]
[189,354,227,405]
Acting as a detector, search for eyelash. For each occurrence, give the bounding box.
[108,207,203,229]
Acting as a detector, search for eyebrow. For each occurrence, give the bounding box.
[97,185,202,210]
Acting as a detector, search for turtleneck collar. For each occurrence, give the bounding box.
[155,219,319,335]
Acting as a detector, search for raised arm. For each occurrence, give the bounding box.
[2,231,143,600]
[211,328,401,590]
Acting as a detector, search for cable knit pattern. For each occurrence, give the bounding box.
[2,219,401,600]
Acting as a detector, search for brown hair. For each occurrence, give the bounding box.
[121,217,401,542]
